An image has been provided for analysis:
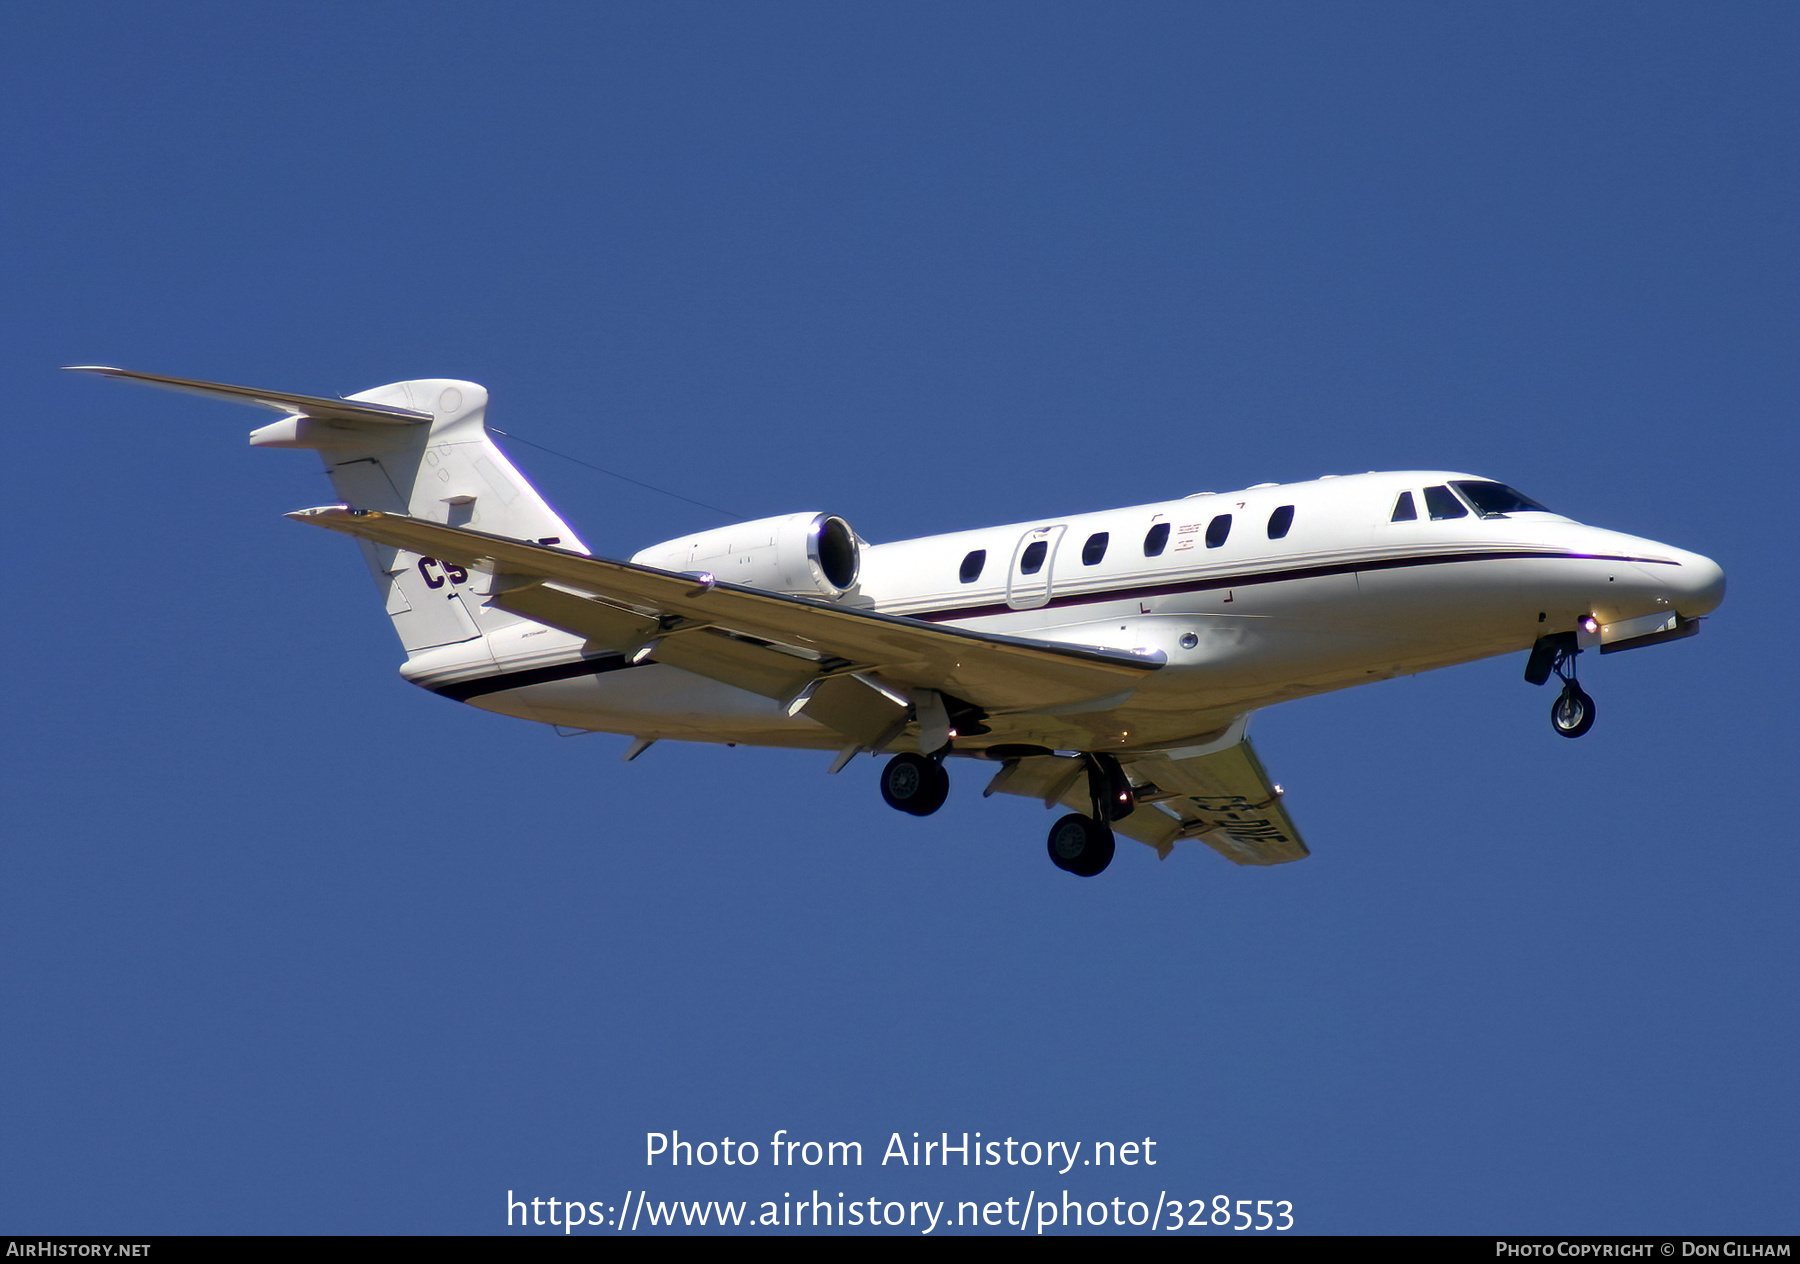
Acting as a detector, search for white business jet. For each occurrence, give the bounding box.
[73,367,1725,877]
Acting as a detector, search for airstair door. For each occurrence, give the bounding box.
[1006,525,1066,611]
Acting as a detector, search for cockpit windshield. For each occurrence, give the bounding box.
[1451,481,1550,518]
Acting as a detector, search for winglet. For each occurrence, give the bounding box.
[65,366,432,425]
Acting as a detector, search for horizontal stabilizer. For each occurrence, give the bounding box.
[65,366,432,426]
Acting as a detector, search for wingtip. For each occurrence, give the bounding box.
[285,504,356,523]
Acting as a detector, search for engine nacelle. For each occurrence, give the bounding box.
[630,511,862,599]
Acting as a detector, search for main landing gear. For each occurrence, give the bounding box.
[878,747,1135,878]
[1046,754,1134,879]
[879,751,950,816]
[1525,631,1597,739]
[1047,813,1114,877]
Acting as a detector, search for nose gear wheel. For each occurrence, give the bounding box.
[1551,682,1596,738]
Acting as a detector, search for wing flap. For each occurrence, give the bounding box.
[1129,738,1308,866]
[983,728,1308,866]
[491,580,897,735]
[490,584,660,649]
[984,754,1188,856]
[289,507,1164,715]
[652,630,816,701]
[641,633,904,744]
[791,675,909,747]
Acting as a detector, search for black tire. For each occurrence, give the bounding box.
[914,760,949,815]
[880,753,949,816]
[1046,813,1116,877]
[1551,683,1596,739]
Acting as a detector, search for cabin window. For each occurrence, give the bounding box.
[1391,491,1417,522]
[1019,541,1048,575]
[1205,514,1232,548]
[1082,532,1109,565]
[1452,481,1550,517]
[959,549,986,583]
[1144,523,1170,557]
[1267,505,1294,539]
[1424,485,1468,520]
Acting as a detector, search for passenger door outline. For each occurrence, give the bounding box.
[1007,525,1067,611]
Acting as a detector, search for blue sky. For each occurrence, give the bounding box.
[3,1,1795,1235]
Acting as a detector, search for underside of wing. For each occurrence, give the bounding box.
[289,508,1165,745]
[983,719,1309,866]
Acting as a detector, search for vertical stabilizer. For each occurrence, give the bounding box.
[250,378,588,655]
[66,366,587,660]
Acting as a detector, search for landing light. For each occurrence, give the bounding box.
[1582,615,1600,634]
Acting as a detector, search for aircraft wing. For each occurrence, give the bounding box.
[983,722,1309,866]
[290,507,1164,743]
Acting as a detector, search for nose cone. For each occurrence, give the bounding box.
[1672,550,1726,616]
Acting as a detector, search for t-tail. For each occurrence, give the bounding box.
[67,367,587,656]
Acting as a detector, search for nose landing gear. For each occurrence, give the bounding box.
[1526,631,1597,739]
[1551,681,1596,738]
